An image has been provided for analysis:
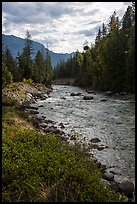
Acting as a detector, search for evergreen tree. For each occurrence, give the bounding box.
[20,31,34,80]
[102,23,107,37]
[34,50,45,83]
[95,27,101,49]
[44,50,53,85]
[4,48,16,81]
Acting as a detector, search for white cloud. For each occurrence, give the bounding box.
[2,2,131,53]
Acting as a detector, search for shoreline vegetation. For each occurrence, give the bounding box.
[2,81,134,202]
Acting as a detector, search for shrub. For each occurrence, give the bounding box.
[23,78,33,84]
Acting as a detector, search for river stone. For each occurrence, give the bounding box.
[119,180,134,197]
[39,123,47,128]
[100,98,107,102]
[38,104,44,107]
[59,123,65,128]
[102,172,114,181]
[70,92,76,96]
[70,92,81,96]
[90,137,101,143]
[97,146,105,151]
[83,95,94,100]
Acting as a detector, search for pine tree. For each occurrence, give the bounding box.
[4,48,16,81]
[95,27,101,49]
[34,50,46,83]
[44,50,53,85]
[20,31,34,80]
[120,5,135,91]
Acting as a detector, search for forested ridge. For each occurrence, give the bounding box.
[53,4,135,92]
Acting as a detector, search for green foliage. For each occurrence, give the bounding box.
[23,78,33,84]
[54,6,135,93]
[3,31,53,86]
[33,50,45,83]
[44,51,53,85]
[3,48,16,80]
[2,62,13,87]
[2,99,126,202]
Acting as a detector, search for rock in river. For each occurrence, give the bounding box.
[70,92,82,96]
[90,137,101,143]
[83,95,94,100]
[119,180,134,197]
[102,171,114,181]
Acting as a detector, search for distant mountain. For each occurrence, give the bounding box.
[2,34,74,68]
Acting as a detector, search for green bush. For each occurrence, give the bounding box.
[23,78,33,84]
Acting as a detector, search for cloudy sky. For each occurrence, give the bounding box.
[2,2,132,53]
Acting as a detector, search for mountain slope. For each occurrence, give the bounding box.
[2,34,73,67]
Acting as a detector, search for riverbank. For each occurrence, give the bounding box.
[2,82,134,202]
[2,81,53,105]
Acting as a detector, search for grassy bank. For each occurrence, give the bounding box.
[2,92,126,202]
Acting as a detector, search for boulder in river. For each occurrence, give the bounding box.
[97,145,105,151]
[119,180,134,197]
[83,95,94,100]
[100,98,107,102]
[102,171,114,181]
[70,92,82,96]
[70,92,75,96]
[90,137,101,143]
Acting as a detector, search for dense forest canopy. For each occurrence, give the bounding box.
[2,3,135,92]
[2,31,53,87]
[53,4,135,92]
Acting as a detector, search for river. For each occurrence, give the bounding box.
[33,85,135,185]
